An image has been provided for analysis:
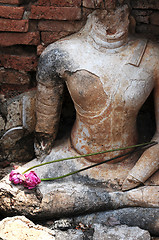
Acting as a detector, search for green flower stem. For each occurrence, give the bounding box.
[22,141,156,175]
[41,149,135,181]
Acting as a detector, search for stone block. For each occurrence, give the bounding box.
[150,12,159,25]
[41,31,70,45]
[0,19,29,32]
[0,90,36,151]
[5,99,22,131]
[6,90,35,132]
[0,68,30,85]
[0,89,36,162]
[30,6,82,20]
[0,53,38,71]
[0,6,24,19]
[0,32,40,47]
[38,20,84,32]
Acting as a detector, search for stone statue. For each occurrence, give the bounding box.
[34,4,159,191]
[1,4,159,233]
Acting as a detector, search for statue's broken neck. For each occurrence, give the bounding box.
[86,5,130,50]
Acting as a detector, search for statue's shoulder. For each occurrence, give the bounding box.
[129,35,159,52]
[38,34,82,78]
[128,36,159,67]
[42,32,83,57]
[127,36,148,67]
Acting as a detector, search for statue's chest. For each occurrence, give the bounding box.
[63,39,155,113]
[101,61,154,108]
[66,55,154,112]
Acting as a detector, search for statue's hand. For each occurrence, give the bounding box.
[122,136,159,191]
[34,132,54,160]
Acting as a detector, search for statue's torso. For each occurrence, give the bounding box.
[48,35,159,162]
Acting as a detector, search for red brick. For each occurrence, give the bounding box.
[0,19,29,32]
[36,0,50,6]
[29,21,38,32]
[135,15,149,24]
[30,6,81,20]
[136,23,159,36]
[37,0,81,7]
[38,20,84,32]
[0,0,24,4]
[131,0,159,10]
[0,6,24,19]
[50,0,81,7]
[132,10,151,24]
[0,68,30,85]
[0,85,30,99]
[0,32,40,47]
[150,12,159,25]
[41,31,70,44]
[0,54,38,71]
[132,10,152,16]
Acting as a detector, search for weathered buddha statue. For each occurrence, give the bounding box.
[34,4,159,191]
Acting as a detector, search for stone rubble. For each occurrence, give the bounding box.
[0,216,151,240]
[93,224,151,240]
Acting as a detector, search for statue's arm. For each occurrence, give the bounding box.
[122,68,159,191]
[34,47,65,158]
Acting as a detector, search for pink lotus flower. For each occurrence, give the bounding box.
[9,170,24,185]
[23,171,41,189]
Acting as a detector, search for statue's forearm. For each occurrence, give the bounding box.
[34,79,64,158]
[35,80,64,137]
[34,45,67,157]
[122,143,159,190]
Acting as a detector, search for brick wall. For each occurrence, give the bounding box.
[0,0,159,99]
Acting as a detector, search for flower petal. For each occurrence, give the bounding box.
[23,171,41,189]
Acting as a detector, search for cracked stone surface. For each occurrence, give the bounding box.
[0,216,151,240]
